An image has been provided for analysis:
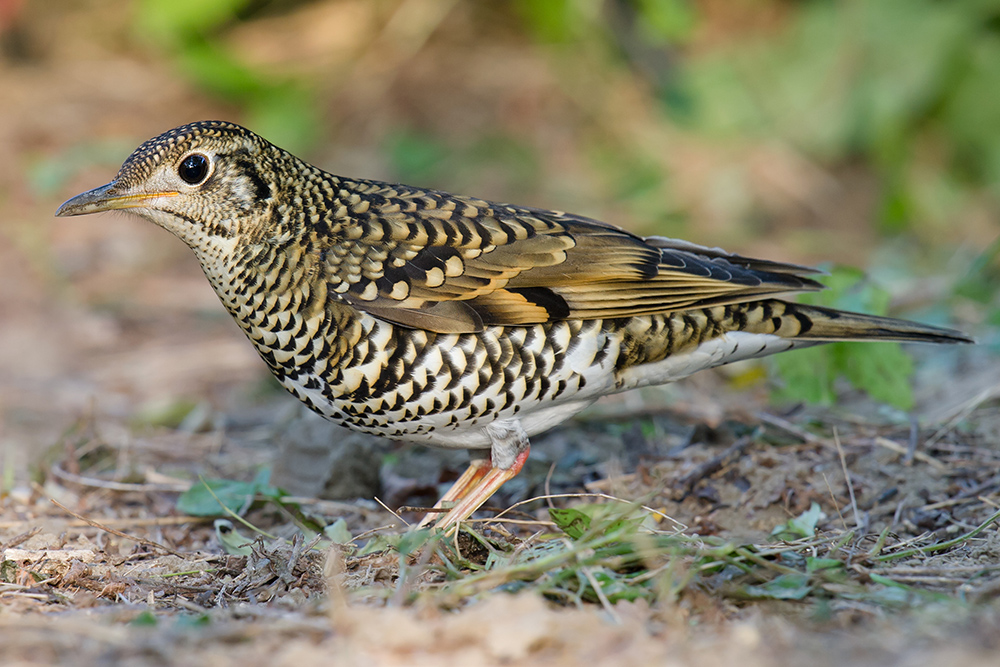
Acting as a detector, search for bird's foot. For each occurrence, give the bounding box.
[416,456,492,529]
[433,446,530,533]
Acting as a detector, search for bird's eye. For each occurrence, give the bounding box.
[178,153,210,185]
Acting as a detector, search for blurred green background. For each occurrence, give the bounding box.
[1,0,997,431]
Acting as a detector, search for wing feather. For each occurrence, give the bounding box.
[317,180,824,332]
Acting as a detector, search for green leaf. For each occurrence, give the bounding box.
[246,85,321,156]
[954,236,1000,305]
[132,398,199,429]
[386,130,451,184]
[549,507,592,539]
[174,613,212,629]
[175,39,264,100]
[356,533,400,557]
[580,567,653,604]
[213,519,253,556]
[744,573,812,600]
[324,518,353,545]
[550,504,646,541]
[396,529,434,557]
[176,471,281,517]
[806,557,844,574]
[772,502,825,540]
[0,560,18,583]
[633,0,697,43]
[837,340,914,410]
[129,611,159,627]
[771,345,838,406]
[513,0,589,43]
[868,573,953,603]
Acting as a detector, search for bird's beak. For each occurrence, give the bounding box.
[55,182,178,217]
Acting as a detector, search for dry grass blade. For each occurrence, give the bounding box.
[487,492,686,531]
[873,437,947,471]
[49,498,184,558]
[925,382,1000,448]
[50,462,191,492]
[674,435,754,499]
[876,506,1000,562]
[757,412,837,448]
[834,427,863,531]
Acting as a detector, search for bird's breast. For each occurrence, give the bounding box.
[255,307,625,446]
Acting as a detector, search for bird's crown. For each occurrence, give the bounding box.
[113,120,264,189]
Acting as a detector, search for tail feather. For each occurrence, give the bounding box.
[787,303,974,344]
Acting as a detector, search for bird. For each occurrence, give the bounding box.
[56,120,972,531]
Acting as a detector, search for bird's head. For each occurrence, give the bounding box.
[56,121,291,251]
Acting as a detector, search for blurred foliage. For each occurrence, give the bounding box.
[771,267,916,410]
[136,0,320,153]
[676,0,998,233]
[516,0,1000,233]
[177,469,282,516]
[955,237,1000,329]
[384,129,541,193]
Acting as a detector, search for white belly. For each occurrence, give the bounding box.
[617,331,802,391]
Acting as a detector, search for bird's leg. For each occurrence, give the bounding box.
[435,420,531,532]
[417,452,491,528]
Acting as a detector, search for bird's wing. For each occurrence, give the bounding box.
[316,180,824,333]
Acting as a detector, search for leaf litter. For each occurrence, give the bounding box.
[3,381,1000,665]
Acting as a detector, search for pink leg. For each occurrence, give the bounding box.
[435,446,531,532]
[417,457,492,528]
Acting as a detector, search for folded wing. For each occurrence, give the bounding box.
[318,180,824,333]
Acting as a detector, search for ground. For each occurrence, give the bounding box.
[1,2,999,665]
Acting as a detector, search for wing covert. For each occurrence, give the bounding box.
[315,180,823,333]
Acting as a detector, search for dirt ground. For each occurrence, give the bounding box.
[2,2,999,665]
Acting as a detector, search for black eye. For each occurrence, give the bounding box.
[178,153,210,185]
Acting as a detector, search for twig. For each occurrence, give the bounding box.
[391,533,439,607]
[674,436,753,499]
[925,383,1000,448]
[472,518,556,527]
[349,524,399,545]
[873,437,946,471]
[821,472,848,531]
[876,507,1000,562]
[325,544,349,625]
[757,412,836,449]
[919,497,979,512]
[979,495,1000,510]
[544,462,557,510]
[904,415,919,465]
[918,474,1000,510]
[0,527,41,551]
[374,496,410,526]
[580,563,621,624]
[273,496,371,513]
[49,499,184,558]
[834,427,863,531]
[50,462,191,492]
[892,497,907,528]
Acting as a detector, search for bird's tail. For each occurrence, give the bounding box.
[782,302,973,344]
